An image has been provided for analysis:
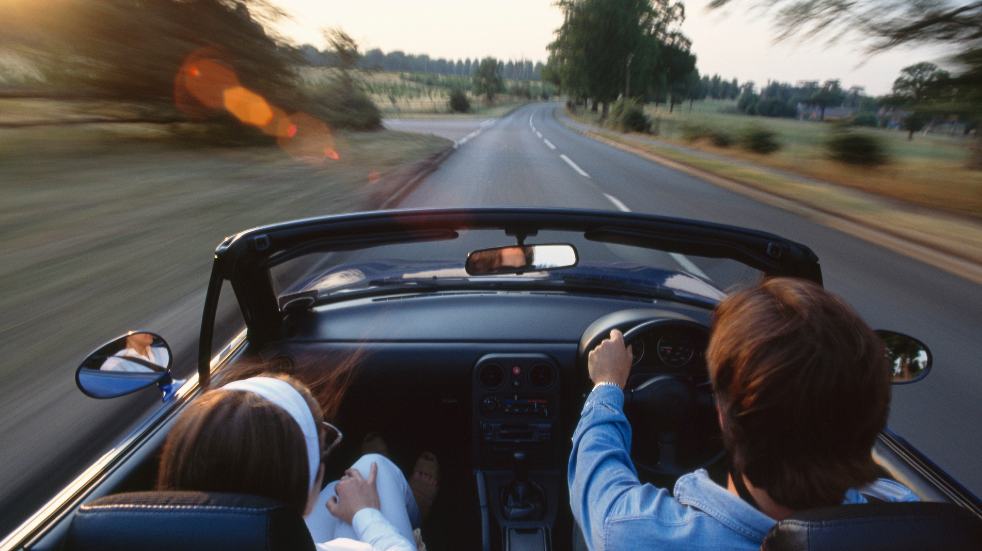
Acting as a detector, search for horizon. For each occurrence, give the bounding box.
[269,0,952,96]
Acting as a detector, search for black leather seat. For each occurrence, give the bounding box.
[761,501,982,551]
[66,491,316,551]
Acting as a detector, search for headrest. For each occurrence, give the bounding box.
[66,491,315,551]
[761,501,982,551]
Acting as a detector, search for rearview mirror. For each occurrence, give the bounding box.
[876,330,932,384]
[465,244,577,275]
[76,332,176,399]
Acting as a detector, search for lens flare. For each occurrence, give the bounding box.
[277,112,339,164]
[174,47,339,163]
[223,86,273,127]
[175,55,240,113]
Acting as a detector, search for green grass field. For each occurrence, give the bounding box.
[647,100,969,163]
[576,100,981,218]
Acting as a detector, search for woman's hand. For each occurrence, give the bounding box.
[588,329,632,389]
[326,462,381,524]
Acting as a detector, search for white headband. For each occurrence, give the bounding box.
[222,376,320,492]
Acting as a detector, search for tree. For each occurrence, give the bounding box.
[325,29,359,72]
[473,57,504,102]
[2,0,300,114]
[902,112,929,140]
[664,45,697,112]
[892,62,951,103]
[549,0,687,116]
[808,79,846,121]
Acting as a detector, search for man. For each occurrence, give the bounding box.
[569,278,915,550]
[100,332,171,372]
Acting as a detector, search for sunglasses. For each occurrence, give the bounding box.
[320,421,343,462]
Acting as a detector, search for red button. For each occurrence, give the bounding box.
[512,366,522,376]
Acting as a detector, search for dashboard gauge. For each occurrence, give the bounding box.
[656,334,696,368]
[630,339,645,366]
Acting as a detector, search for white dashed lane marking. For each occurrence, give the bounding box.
[560,154,590,178]
[543,139,556,150]
[604,193,629,212]
[454,129,482,148]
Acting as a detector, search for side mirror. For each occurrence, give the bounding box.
[465,244,578,275]
[76,332,177,400]
[876,330,932,384]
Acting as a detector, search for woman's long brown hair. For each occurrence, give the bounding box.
[212,349,362,421]
[156,380,313,512]
[157,349,361,512]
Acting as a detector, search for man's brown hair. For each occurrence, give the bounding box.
[707,277,889,509]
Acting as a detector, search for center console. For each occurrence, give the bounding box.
[472,354,562,551]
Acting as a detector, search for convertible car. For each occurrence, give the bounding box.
[2,208,979,550]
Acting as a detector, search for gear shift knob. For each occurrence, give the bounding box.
[512,451,528,482]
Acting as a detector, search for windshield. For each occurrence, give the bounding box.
[270,228,760,305]
[2,0,981,539]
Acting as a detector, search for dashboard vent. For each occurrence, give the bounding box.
[530,364,554,387]
[479,363,504,388]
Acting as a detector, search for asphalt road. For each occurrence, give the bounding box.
[2,103,978,537]
[389,103,982,496]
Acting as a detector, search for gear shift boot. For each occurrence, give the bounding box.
[501,451,545,521]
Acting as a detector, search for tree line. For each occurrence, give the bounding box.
[699,75,742,101]
[735,80,869,120]
[300,45,546,81]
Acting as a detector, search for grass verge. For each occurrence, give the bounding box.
[566,113,982,274]
[572,102,981,219]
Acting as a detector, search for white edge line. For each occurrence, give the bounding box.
[456,128,482,147]
[559,154,590,178]
[536,131,543,138]
[543,139,556,150]
[603,193,630,212]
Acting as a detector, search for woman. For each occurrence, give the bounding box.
[157,373,438,550]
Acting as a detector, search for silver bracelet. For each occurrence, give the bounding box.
[593,381,623,392]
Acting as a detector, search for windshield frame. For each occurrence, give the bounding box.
[200,207,821,383]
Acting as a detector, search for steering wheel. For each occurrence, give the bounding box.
[590,318,724,478]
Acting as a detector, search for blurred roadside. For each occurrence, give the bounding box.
[0,0,452,534]
[561,109,982,284]
[0,118,448,534]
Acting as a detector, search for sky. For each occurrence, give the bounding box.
[269,0,951,96]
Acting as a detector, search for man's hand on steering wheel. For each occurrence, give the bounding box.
[588,329,632,389]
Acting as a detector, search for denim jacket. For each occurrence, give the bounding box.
[569,385,917,551]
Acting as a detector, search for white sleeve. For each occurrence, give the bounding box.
[351,508,416,551]
[315,538,373,550]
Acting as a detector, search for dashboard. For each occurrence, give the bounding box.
[629,325,709,377]
[280,292,716,465]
